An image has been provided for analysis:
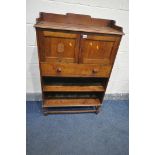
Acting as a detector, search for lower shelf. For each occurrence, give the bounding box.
[43,98,101,107]
[43,105,101,114]
[44,109,97,114]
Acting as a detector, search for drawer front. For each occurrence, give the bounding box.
[40,63,112,77]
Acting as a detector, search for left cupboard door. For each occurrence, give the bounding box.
[37,30,80,63]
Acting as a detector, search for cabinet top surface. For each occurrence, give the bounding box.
[34,12,124,35]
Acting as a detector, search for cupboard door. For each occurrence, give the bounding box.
[80,34,119,65]
[42,31,79,63]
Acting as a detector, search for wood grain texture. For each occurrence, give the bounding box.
[43,31,77,38]
[35,13,124,35]
[44,109,97,114]
[43,85,105,92]
[81,40,114,64]
[40,63,112,77]
[43,99,101,107]
[35,21,123,35]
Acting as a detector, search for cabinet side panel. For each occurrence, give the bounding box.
[36,29,45,62]
[35,28,44,104]
[110,36,122,66]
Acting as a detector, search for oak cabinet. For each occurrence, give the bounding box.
[34,12,124,114]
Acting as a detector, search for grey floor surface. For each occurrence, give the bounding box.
[27,100,129,155]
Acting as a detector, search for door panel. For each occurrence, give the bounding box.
[80,34,117,65]
[43,31,79,63]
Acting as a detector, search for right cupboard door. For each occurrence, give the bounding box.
[80,34,120,65]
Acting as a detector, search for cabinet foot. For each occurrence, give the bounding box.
[96,106,101,114]
[43,112,48,116]
[43,108,48,116]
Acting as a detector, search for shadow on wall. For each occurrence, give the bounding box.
[27,40,42,100]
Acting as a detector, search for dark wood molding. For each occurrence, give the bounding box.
[35,12,124,35]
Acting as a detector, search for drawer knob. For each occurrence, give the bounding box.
[92,68,98,73]
[57,68,62,73]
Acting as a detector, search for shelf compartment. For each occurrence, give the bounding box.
[44,106,97,114]
[45,110,96,114]
[43,85,105,92]
[43,106,98,114]
[43,98,101,107]
[43,92,103,99]
[42,76,108,86]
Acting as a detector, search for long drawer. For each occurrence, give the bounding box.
[40,63,111,77]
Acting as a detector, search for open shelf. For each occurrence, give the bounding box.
[42,76,107,85]
[43,98,101,107]
[42,77,107,92]
[43,85,105,92]
[43,106,98,114]
[42,77,105,112]
[43,92,103,99]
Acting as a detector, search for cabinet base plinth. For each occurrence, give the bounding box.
[42,106,100,115]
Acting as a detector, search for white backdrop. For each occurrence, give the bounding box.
[26,0,129,94]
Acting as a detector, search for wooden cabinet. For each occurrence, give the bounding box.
[34,12,124,114]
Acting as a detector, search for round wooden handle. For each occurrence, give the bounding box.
[57,67,62,73]
[92,68,98,73]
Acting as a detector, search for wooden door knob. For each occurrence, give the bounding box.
[57,68,61,73]
[92,69,98,73]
